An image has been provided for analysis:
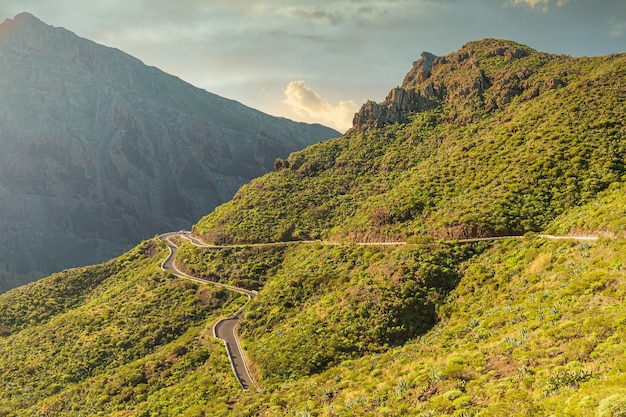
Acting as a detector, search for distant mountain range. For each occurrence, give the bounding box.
[0,13,339,291]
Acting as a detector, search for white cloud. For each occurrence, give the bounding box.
[507,0,570,11]
[283,80,358,132]
[610,21,626,37]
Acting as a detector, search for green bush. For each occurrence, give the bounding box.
[597,394,626,417]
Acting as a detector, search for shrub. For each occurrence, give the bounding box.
[597,394,626,417]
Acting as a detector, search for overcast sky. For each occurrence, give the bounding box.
[1,0,624,131]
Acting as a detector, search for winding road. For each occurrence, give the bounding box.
[158,230,601,391]
[159,232,260,391]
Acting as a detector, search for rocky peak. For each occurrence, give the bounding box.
[352,87,440,130]
[402,51,437,87]
[0,15,17,41]
[1,12,53,46]
[353,39,567,131]
[353,51,444,130]
[12,12,42,24]
[457,38,533,61]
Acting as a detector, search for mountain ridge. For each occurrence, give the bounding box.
[353,38,578,130]
[194,38,624,244]
[0,12,339,290]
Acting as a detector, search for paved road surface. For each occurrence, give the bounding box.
[159,232,259,391]
[213,313,256,390]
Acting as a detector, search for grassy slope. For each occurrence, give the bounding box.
[225,236,626,417]
[547,182,626,237]
[0,240,246,416]
[3,218,626,416]
[175,182,626,416]
[187,40,626,415]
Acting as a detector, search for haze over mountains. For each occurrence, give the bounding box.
[0,12,339,291]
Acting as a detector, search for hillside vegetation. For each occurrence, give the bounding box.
[1,39,625,416]
[0,241,246,415]
[228,235,626,416]
[195,39,625,244]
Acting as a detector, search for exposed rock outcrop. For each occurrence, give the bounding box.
[0,13,339,289]
[352,87,440,129]
[353,39,570,130]
[353,51,444,130]
[403,51,438,86]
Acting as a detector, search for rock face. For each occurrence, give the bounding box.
[0,13,339,289]
[352,86,440,129]
[402,51,437,86]
[353,39,567,130]
[353,52,442,129]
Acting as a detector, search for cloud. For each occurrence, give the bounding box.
[610,21,626,37]
[283,80,358,132]
[507,0,570,11]
[268,29,331,43]
[2,0,623,132]
[292,7,343,25]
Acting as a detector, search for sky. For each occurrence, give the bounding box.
[1,0,624,132]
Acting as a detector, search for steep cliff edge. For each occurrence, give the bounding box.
[0,13,339,289]
[353,39,572,129]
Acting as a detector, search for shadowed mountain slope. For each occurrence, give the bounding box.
[0,13,339,290]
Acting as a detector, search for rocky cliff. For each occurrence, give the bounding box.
[0,13,339,290]
[352,52,441,129]
[353,39,569,129]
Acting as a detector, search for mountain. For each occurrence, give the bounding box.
[0,39,625,416]
[194,38,625,244]
[0,13,339,291]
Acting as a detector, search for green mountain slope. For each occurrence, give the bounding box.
[229,236,626,417]
[548,182,626,237]
[1,39,626,416]
[0,241,245,415]
[194,39,625,244]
